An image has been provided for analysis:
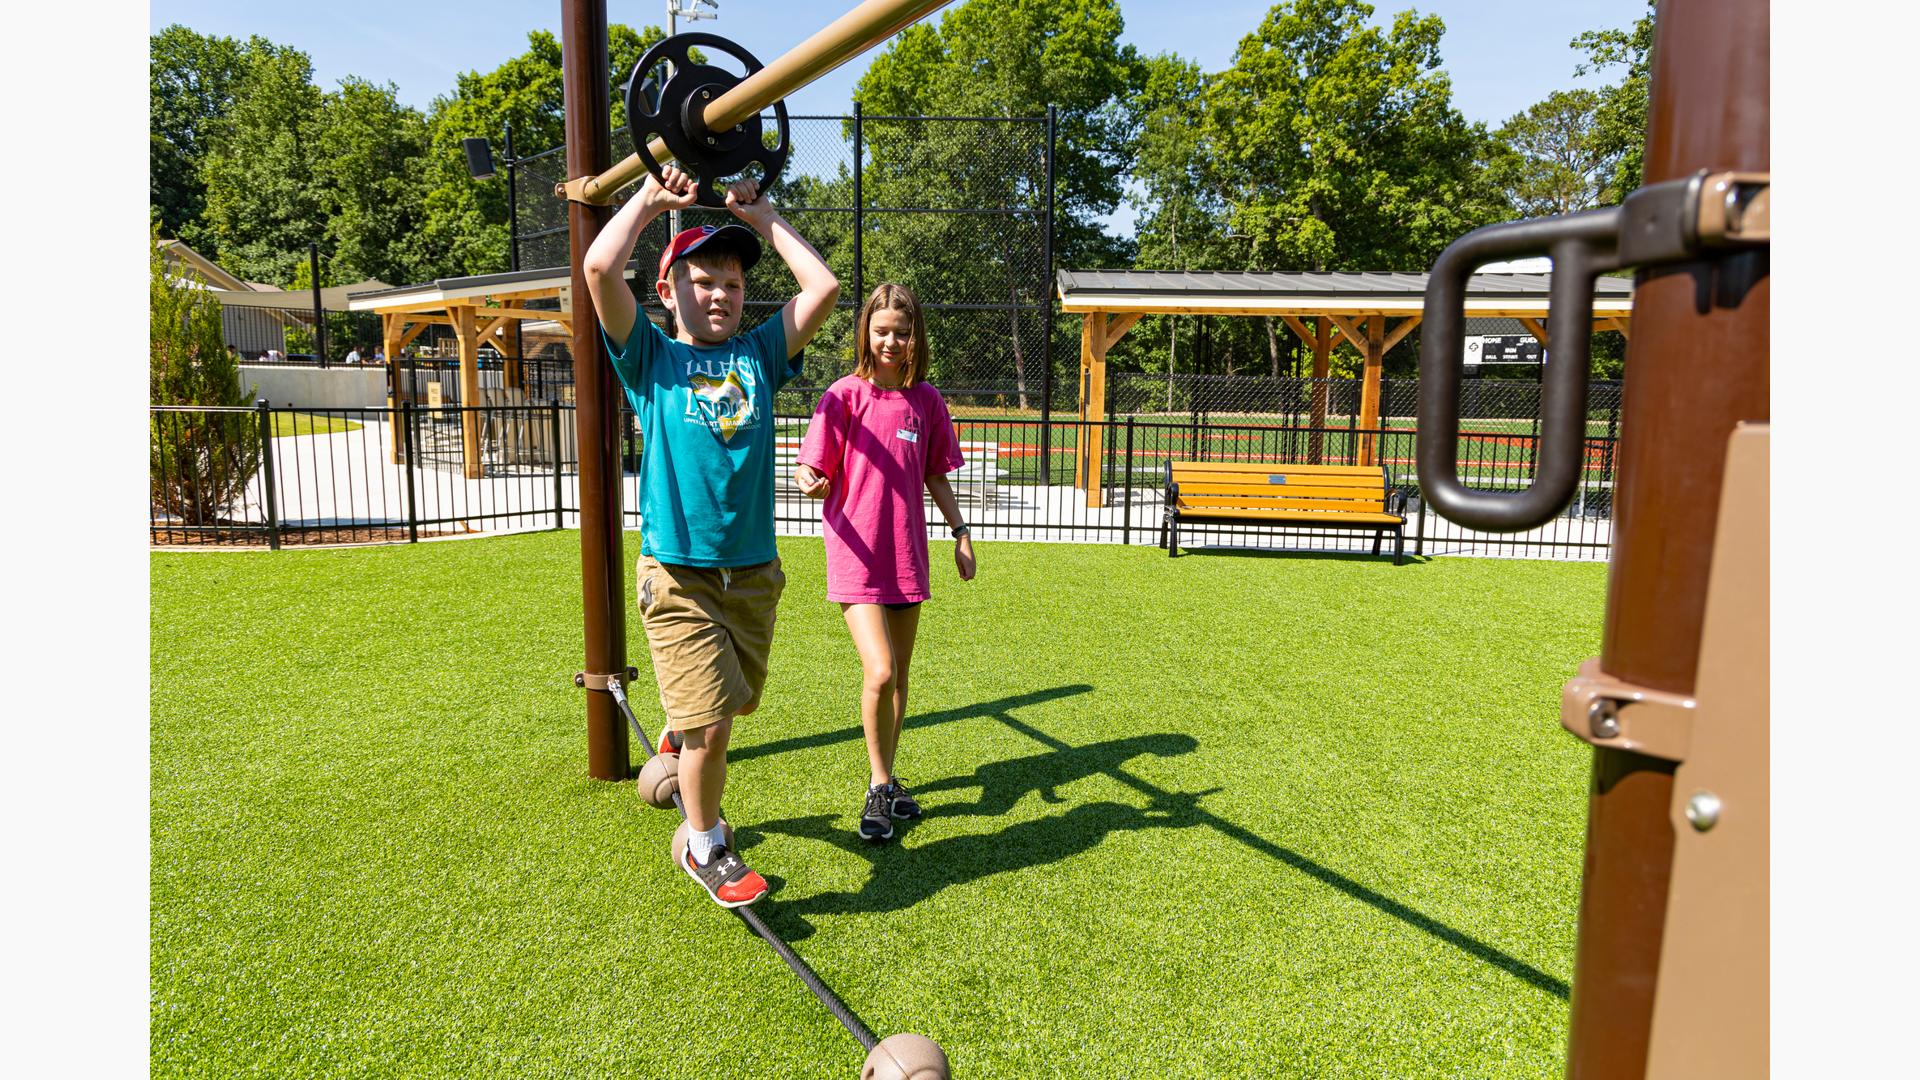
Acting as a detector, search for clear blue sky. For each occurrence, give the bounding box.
[151,0,1644,122]
[149,0,1645,232]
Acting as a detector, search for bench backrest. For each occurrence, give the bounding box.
[1168,461,1390,514]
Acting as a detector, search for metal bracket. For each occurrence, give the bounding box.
[555,176,620,207]
[575,667,642,692]
[1559,657,1697,763]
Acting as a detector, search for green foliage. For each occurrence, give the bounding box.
[1492,88,1613,218]
[1572,0,1655,204]
[196,37,328,285]
[1202,0,1510,273]
[849,0,1141,402]
[315,77,432,285]
[1119,1,1510,381]
[412,25,667,279]
[151,227,261,524]
[150,25,248,246]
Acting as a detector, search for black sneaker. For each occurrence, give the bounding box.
[680,843,768,909]
[886,778,922,820]
[859,785,894,841]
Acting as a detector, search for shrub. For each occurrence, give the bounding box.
[151,228,262,525]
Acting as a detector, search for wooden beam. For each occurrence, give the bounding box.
[1607,317,1632,340]
[1518,317,1549,345]
[479,316,513,343]
[1102,311,1142,349]
[1326,313,1369,353]
[474,306,573,323]
[1382,315,1421,353]
[394,321,433,351]
[1279,314,1315,343]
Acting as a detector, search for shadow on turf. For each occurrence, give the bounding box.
[733,682,1568,1000]
[726,683,1096,767]
[743,785,1219,944]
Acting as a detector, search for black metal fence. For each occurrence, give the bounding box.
[151,400,1617,560]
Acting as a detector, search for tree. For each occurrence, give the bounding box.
[1202,0,1509,274]
[1573,0,1655,204]
[852,0,1141,406]
[151,227,261,526]
[1494,88,1614,218]
[150,25,248,246]
[413,24,668,279]
[196,39,327,285]
[315,77,431,286]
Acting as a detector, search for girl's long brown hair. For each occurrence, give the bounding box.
[852,282,928,388]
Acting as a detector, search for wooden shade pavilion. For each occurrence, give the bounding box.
[349,266,638,477]
[1056,269,1636,506]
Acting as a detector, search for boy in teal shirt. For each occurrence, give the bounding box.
[583,164,840,907]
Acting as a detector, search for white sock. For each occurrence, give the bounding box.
[689,823,727,866]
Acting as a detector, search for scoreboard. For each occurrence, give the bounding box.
[1464,335,1544,365]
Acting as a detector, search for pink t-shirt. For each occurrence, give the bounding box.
[797,375,965,604]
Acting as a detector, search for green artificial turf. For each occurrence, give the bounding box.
[153,534,1607,1078]
[271,411,364,437]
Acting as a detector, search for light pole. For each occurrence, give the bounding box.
[664,0,719,237]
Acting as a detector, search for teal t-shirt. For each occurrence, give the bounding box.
[604,315,803,567]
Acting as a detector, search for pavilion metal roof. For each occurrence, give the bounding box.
[1056,269,1634,316]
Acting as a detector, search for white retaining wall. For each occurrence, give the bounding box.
[239,365,391,409]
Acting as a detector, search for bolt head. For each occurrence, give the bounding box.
[1588,698,1621,739]
[1686,791,1722,832]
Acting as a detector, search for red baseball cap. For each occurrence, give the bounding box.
[656,223,762,282]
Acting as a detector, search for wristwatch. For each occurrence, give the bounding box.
[950,524,970,539]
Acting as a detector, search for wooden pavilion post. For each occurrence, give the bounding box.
[1309,319,1331,463]
[1074,311,1138,508]
[382,314,402,465]
[1358,315,1384,466]
[451,303,483,479]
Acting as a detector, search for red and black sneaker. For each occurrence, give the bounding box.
[682,844,768,909]
[658,729,684,756]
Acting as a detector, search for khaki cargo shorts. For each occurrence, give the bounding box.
[635,553,785,731]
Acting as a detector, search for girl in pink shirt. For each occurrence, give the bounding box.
[795,283,976,842]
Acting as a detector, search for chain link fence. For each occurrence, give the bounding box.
[508,112,1054,414]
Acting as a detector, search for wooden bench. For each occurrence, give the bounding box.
[1162,461,1409,564]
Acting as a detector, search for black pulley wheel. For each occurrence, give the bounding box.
[625,33,790,208]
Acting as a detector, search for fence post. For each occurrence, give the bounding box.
[309,242,328,368]
[852,102,863,308]
[1040,103,1057,484]
[402,399,420,543]
[551,402,565,530]
[1122,416,1134,546]
[255,399,281,551]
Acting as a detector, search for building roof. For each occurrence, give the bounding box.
[345,263,641,313]
[1056,269,1634,317]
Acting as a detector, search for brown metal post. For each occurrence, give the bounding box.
[562,0,629,781]
[1564,1,1769,1076]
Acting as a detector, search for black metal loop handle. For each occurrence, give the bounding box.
[1416,208,1624,533]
